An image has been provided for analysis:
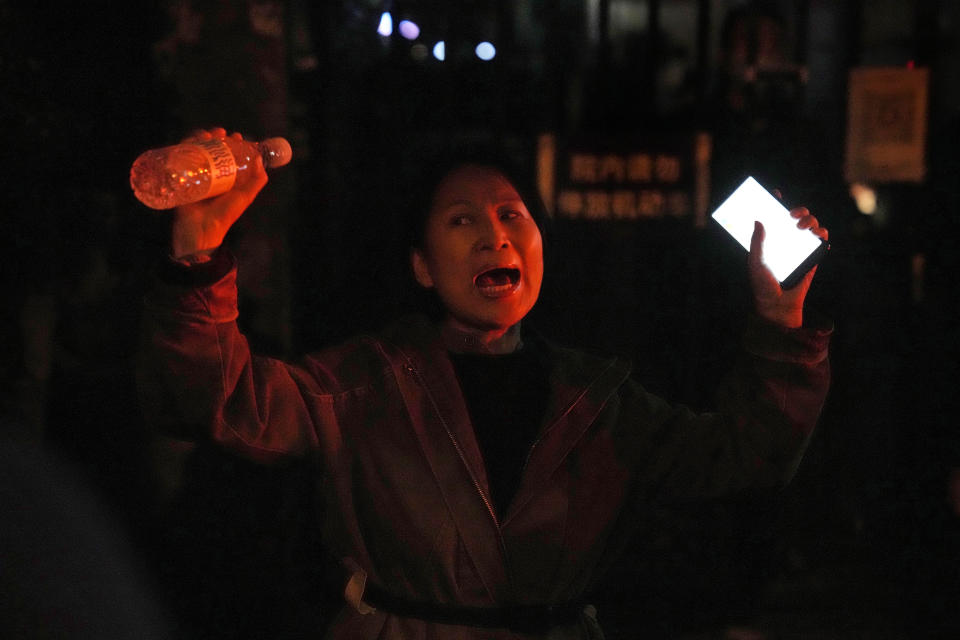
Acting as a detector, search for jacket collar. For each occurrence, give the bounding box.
[503,336,632,526]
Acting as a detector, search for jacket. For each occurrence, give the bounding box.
[138,255,831,639]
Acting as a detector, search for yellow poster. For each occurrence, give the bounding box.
[845,67,929,183]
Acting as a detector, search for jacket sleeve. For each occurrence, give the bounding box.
[616,312,832,500]
[137,251,334,464]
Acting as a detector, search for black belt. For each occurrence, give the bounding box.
[362,581,585,634]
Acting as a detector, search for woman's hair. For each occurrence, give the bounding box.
[401,144,551,252]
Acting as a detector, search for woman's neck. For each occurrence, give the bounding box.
[440,318,523,355]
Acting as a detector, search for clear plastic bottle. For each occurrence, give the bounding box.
[130,136,292,209]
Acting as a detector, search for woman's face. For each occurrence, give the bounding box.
[412,165,544,334]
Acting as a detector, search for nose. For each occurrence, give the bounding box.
[475,215,510,251]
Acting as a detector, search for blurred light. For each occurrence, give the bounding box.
[398,20,420,40]
[432,41,445,61]
[410,43,428,61]
[377,12,393,37]
[475,41,496,61]
[849,182,877,215]
[907,59,915,69]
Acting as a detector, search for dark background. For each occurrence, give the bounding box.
[2,1,959,638]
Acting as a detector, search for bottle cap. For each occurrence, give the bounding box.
[261,137,293,168]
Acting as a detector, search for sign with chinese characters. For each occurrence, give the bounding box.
[537,132,712,225]
[845,66,929,183]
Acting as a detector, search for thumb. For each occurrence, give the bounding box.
[216,154,268,229]
[749,221,764,265]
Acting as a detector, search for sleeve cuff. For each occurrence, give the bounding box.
[158,247,236,288]
[743,311,833,365]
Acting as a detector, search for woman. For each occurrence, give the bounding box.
[140,129,831,639]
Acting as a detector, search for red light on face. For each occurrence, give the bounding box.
[413,166,544,334]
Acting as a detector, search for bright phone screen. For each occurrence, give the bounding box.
[711,177,823,283]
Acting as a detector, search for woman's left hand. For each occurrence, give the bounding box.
[748,207,828,328]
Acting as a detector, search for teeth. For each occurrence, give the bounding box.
[478,282,514,295]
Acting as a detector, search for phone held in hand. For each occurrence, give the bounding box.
[711,176,830,289]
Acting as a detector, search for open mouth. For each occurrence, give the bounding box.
[474,267,521,297]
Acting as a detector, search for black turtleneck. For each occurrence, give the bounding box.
[448,341,550,518]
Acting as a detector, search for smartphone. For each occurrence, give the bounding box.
[711,176,829,289]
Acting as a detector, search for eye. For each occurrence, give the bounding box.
[500,209,522,221]
[450,214,472,226]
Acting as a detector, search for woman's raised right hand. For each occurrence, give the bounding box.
[170,127,268,260]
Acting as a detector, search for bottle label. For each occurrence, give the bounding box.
[195,138,237,197]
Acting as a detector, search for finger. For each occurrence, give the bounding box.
[749,220,765,263]
[789,206,810,219]
[182,128,211,143]
[794,215,829,241]
[231,154,268,200]
[772,188,783,200]
[229,131,244,141]
[183,127,230,143]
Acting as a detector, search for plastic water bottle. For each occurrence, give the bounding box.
[130,136,292,209]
